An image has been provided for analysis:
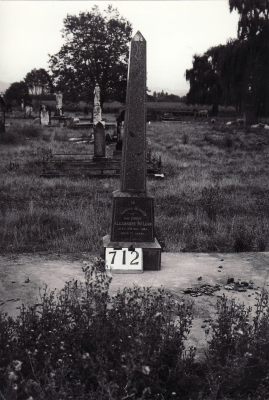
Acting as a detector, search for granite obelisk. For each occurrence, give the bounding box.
[103,31,161,272]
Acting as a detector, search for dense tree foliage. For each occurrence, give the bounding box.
[229,0,269,39]
[24,68,53,95]
[4,81,31,105]
[185,0,269,123]
[185,49,222,116]
[229,0,269,123]
[48,5,132,105]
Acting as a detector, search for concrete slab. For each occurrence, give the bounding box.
[1,252,269,357]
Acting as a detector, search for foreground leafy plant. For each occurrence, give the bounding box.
[0,258,194,400]
[201,292,269,399]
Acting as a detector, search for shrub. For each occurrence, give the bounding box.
[0,132,23,145]
[15,124,42,139]
[182,133,189,145]
[1,208,80,251]
[203,292,269,399]
[200,184,223,222]
[233,225,253,252]
[0,258,194,400]
[54,129,68,141]
[223,133,233,148]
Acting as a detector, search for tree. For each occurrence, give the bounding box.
[48,5,132,105]
[185,1,269,122]
[24,68,53,95]
[229,0,269,40]
[228,0,269,123]
[4,81,31,106]
[185,50,222,115]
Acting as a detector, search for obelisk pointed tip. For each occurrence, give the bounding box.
[133,31,145,41]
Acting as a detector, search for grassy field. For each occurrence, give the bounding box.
[1,114,269,254]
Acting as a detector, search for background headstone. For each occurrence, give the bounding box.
[55,92,63,116]
[93,84,102,125]
[24,103,33,118]
[40,103,51,126]
[93,122,107,161]
[0,95,6,133]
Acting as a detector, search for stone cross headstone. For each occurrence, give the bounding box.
[93,83,102,125]
[40,103,51,126]
[93,122,107,162]
[0,95,6,133]
[103,31,161,273]
[55,92,63,116]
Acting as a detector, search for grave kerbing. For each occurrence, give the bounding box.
[103,31,161,273]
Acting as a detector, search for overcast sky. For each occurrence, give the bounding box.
[0,1,240,96]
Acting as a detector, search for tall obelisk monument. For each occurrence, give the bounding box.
[103,31,161,272]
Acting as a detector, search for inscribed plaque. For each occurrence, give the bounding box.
[111,197,154,242]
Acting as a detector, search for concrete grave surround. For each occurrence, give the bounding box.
[103,31,161,272]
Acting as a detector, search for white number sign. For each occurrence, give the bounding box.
[105,248,143,271]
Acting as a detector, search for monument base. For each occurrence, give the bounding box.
[103,234,161,273]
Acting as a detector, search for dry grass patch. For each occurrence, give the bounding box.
[1,117,269,253]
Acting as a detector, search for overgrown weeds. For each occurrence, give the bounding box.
[0,258,195,400]
[200,292,269,399]
[15,124,42,139]
[2,259,269,399]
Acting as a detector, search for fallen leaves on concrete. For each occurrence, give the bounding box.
[182,278,259,297]
[182,284,221,297]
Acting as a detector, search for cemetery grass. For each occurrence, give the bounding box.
[1,117,269,254]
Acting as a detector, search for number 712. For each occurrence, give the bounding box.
[106,248,142,270]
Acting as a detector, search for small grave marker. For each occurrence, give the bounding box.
[93,122,107,161]
[24,104,33,118]
[40,103,51,126]
[93,83,102,125]
[55,92,63,116]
